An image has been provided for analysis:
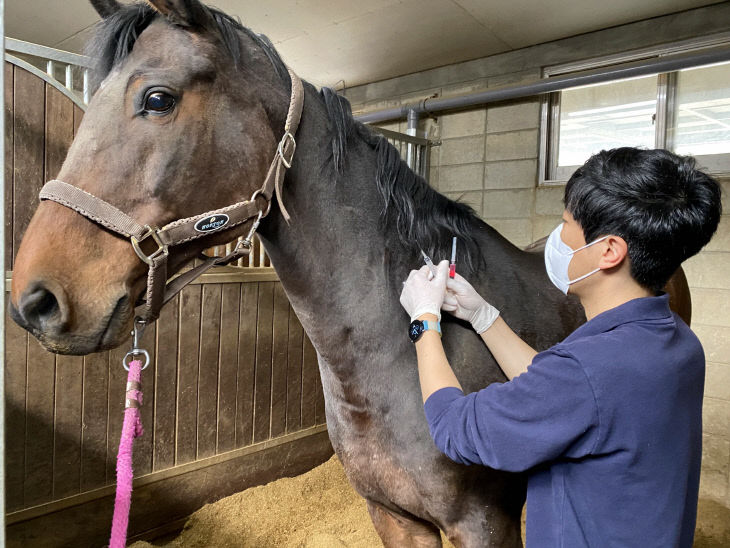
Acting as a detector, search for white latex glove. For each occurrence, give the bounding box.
[443,273,500,333]
[400,260,449,322]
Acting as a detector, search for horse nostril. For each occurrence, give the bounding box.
[18,283,67,333]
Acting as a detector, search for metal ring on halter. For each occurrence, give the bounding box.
[249,189,273,217]
[277,132,296,168]
[123,348,150,371]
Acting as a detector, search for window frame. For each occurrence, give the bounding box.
[539,32,730,185]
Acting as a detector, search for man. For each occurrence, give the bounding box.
[400,148,722,547]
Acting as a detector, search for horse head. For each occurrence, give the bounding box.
[10,0,293,354]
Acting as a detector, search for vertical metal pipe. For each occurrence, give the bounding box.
[83,69,90,104]
[65,64,73,90]
[0,0,8,544]
[406,109,418,169]
[46,59,53,78]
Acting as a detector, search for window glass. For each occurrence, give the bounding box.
[557,76,657,173]
[673,61,730,171]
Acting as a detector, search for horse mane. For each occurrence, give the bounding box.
[320,89,485,274]
[85,2,484,273]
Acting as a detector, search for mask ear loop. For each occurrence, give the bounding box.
[566,235,610,285]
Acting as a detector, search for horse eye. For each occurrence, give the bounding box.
[144,92,175,113]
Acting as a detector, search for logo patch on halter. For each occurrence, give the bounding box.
[194,214,230,233]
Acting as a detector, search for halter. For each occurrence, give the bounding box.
[38,68,304,323]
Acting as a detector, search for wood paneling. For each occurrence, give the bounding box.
[80,351,109,491]
[301,336,318,429]
[217,284,239,453]
[12,65,45,266]
[4,313,27,511]
[4,62,328,546]
[270,283,289,438]
[176,285,201,465]
[253,282,274,443]
[153,295,179,471]
[236,282,258,447]
[286,306,303,433]
[198,284,222,459]
[7,429,333,548]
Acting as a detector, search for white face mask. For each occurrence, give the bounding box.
[544,224,608,295]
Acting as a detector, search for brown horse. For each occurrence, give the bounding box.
[9,1,691,546]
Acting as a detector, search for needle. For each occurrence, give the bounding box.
[420,249,438,278]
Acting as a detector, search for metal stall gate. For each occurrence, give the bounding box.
[2,41,434,547]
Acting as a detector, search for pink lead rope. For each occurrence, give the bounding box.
[110,318,149,548]
[110,358,144,548]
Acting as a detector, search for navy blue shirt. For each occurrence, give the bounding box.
[425,294,704,547]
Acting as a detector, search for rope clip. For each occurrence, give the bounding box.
[123,318,150,371]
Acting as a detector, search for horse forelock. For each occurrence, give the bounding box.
[319,88,485,275]
[85,1,291,92]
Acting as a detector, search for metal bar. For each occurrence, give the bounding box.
[65,64,73,90]
[46,59,53,78]
[405,109,418,169]
[4,37,93,68]
[369,126,430,146]
[354,46,730,124]
[655,74,669,149]
[6,55,87,110]
[83,69,90,104]
[1,0,8,545]
[664,72,678,151]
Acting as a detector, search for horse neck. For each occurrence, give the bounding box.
[257,88,401,364]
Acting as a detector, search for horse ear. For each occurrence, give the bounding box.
[90,0,122,18]
[144,0,214,28]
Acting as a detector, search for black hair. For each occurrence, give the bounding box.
[85,2,291,91]
[564,147,722,293]
[320,88,484,274]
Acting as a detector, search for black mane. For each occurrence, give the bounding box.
[85,2,483,273]
[320,89,484,274]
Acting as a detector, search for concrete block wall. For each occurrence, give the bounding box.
[345,2,730,509]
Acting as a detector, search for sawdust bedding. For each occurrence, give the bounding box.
[131,455,729,548]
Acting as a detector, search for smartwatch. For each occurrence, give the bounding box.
[408,319,442,343]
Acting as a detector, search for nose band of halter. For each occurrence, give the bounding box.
[37,68,304,323]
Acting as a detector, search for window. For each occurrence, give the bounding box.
[540,38,730,184]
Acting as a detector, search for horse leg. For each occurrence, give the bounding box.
[366,501,443,548]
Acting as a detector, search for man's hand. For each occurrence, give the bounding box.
[443,273,500,333]
[400,260,449,321]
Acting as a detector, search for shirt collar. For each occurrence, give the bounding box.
[564,293,673,342]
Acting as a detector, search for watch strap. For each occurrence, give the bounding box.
[421,320,442,337]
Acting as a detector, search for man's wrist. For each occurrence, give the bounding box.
[417,313,439,322]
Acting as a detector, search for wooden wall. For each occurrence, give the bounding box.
[4,62,330,546]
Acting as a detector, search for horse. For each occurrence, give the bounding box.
[8,1,691,545]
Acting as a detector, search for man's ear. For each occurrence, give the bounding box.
[145,0,214,29]
[598,235,628,270]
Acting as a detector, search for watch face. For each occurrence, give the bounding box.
[409,320,424,342]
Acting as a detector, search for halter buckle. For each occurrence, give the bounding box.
[131,225,169,266]
[277,132,296,168]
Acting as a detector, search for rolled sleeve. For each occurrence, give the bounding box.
[424,349,600,472]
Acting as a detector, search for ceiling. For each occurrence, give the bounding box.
[5,0,722,88]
